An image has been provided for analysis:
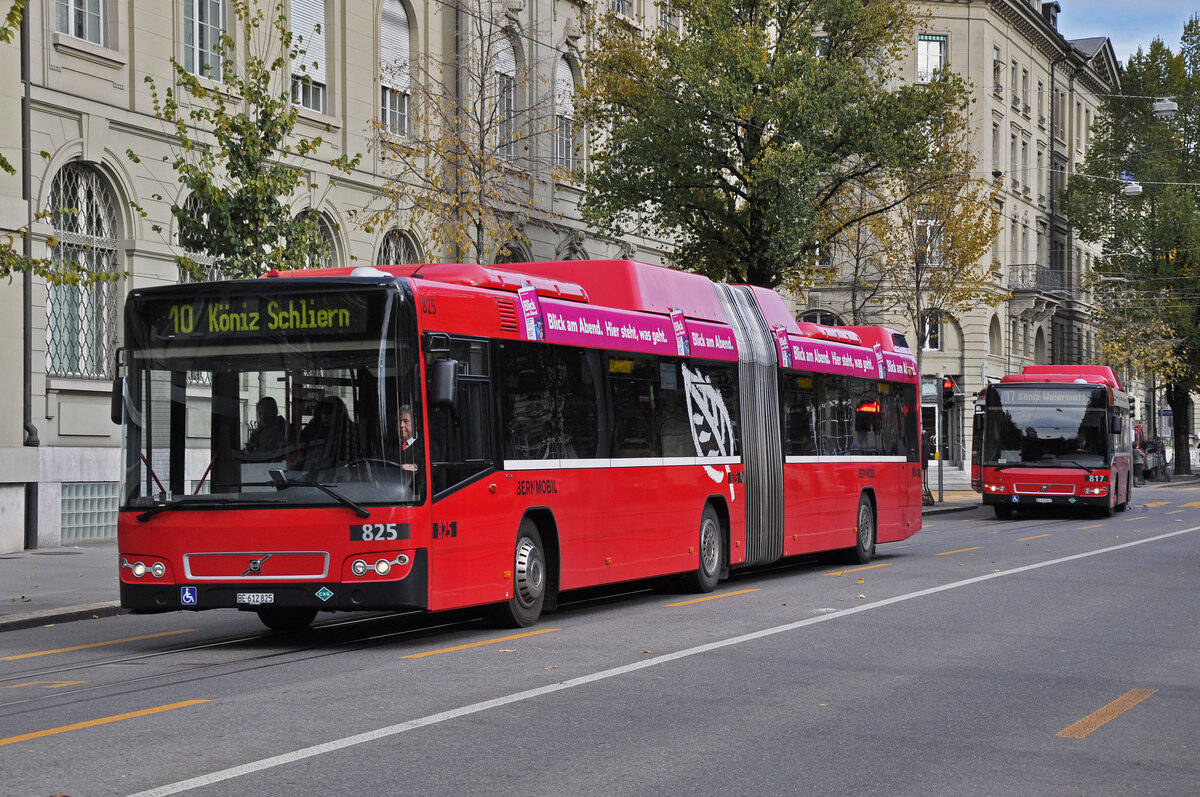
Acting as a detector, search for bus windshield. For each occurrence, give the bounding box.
[983,385,1110,467]
[120,282,424,511]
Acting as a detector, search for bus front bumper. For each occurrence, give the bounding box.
[120,549,429,613]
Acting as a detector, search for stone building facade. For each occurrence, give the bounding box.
[0,0,674,551]
[801,0,1121,467]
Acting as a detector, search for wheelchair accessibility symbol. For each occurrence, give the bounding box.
[180,587,197,606]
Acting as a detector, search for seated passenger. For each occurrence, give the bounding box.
[244,397,287,459]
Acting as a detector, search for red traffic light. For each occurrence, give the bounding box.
[943,378,954,389]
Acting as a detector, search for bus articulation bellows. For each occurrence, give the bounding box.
[116,259,923,630]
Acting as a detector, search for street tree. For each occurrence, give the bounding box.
[127,0,360,280]
[363,0,562,264]
[875,119,1005,381]
[1061,18,1200,472]
[579,0,970,289]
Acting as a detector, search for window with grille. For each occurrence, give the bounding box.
[496,41,518,161]
[295,211,336,268]
[915,210,944,268]
[916,35,945,84]
[46,163,119,379]
[554,58,576,171]
[56,0,105,46]
[380,0,411,136]
[290,0,327,112]
[184,0,223,79]
[610,0,632,16]
[378,229,419,265]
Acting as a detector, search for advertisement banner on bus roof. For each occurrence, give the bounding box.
[531,297,738,360]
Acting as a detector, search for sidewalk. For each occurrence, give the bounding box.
[0,542,122,632]
[2,473,1190,632]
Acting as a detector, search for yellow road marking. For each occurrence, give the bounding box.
[1057,689,1157,739]
[936,547,983,556]
[1181,502,1200,507]
[1017,534,1051,541]
[0,700,209,747]
[666,588,760,606]
[823,563,891,577]
[400,628,558,659]
[2,680,86,690]
[0,629,196,661]
[1144,501,1171,508]
[1079,523,1104,530]
[1166,509,1186,515]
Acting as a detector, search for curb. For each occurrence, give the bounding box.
[923,502,980,516]
[0,601,123,633]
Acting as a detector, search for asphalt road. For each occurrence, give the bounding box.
[3,487,1198,797]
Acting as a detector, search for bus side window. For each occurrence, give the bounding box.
[428,340,494,498]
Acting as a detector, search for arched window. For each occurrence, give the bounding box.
[798,310,844,326]
[46,163,120,378]
[176,194,222,283]
[554,57,576,170]
[295,210,336,269]
[496,39,518,160]
[380,0,411,136]
[378,229,420,265]
[988,315,1002,355]
[495,239,530,264]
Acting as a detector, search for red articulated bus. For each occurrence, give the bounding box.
[115,260,922,630]
[976,365,1133,519]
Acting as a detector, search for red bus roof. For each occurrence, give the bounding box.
[999,364,1123,391]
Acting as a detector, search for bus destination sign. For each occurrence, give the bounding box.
[153,295,368,339]
[997,387,1096,405]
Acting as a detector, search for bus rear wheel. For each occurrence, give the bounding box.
[683,506,723,593]
[257,607,317,632]
[491,520,546,628]
[850,494,876,564]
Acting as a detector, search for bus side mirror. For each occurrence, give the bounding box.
[430,359,459,409]
[110,347,126,425]
[111,376,124,425]
[1111,415,1123,434]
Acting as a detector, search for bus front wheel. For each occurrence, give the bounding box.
[491,520,546,628]
[257,607,317,632]
[683,506,723,593]
[994,503,1013,519]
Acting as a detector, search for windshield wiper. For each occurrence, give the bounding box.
[135,495,287,522]
[269,470,371,518]
[1054,460,1095,473]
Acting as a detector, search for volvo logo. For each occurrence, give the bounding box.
[1039,485,1048,492]
[242,554,272,577]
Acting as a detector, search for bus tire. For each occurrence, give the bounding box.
[994,503,1013,519]
[491,520,546,628]
[850,493,876,564]
[1115,477,1128,512]
[683,505,723,593]
[257,608,317,632]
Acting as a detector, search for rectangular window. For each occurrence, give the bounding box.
[184,0,223,79]
[56,0,104,45]
[610,0,632,16]
[1037,80,1045,124]
[496,72,516,160]
[1011,60,1019,107]
[659,1,679,33]
[382,87,409,136]
[555,114,574,170]
[916,34,946,84]
[290,0,327,113]
[1021,69,1029,111]
[991,122,1000,173]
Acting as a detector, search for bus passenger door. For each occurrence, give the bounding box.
[425,340,508,612]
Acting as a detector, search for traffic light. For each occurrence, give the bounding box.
[942,376,958,406]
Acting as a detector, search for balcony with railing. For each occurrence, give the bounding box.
[1008,263,1063,293]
